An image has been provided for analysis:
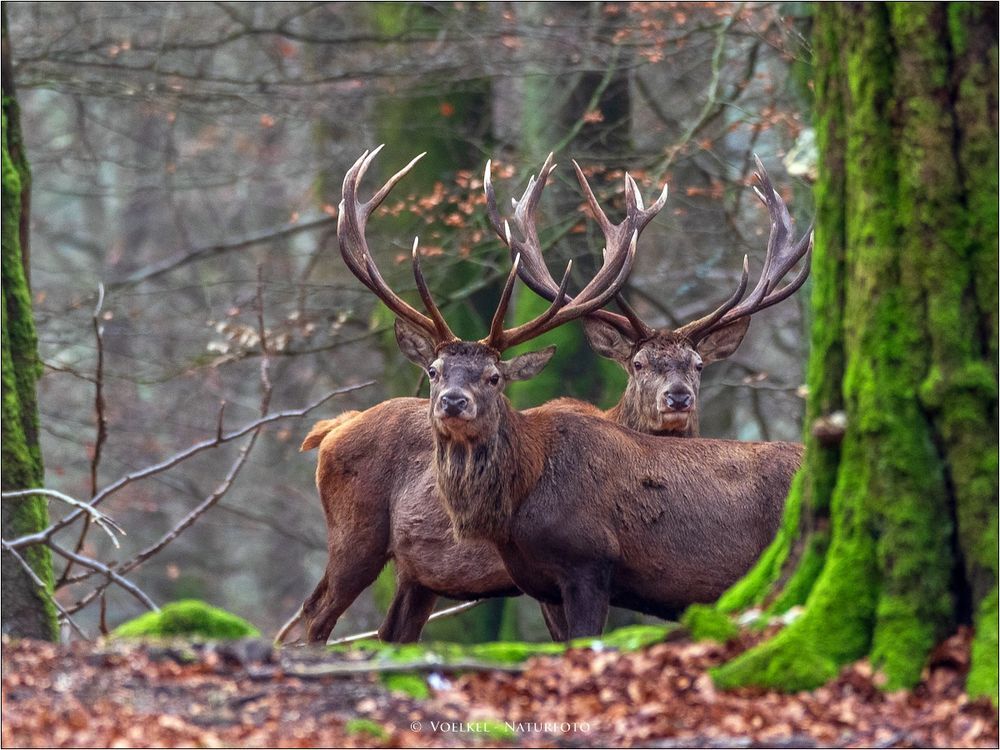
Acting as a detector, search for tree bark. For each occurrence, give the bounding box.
[709,2,997,701]
[1,8,58,641]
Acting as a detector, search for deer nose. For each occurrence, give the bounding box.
[664,390,693,411]
[440,390,469,416]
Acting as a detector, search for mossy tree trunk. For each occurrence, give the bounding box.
[710,3,997,701]
[1,9,58,641]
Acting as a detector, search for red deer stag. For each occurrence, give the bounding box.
[282,147,664,644]
[362,185,806,641]
[486,154,813,438]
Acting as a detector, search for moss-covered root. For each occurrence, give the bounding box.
[682,605,739,644]
[712,455,879,692]
[967,584,998,703]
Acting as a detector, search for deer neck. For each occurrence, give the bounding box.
[607,390,700,438]
[432,401,543,544]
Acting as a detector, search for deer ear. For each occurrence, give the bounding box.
[394,318,436,368]
[582,318,633,363]
[697,317,751,365]
[499,345,556,382]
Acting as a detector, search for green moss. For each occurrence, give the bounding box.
[345,718,389,740]
[967,584,999,704]
[111,600,260,641]
[586,623,677,651]
[765,529,829,616]
[380,672,429,700]
[470,639,566,663]
[681,606,739,644]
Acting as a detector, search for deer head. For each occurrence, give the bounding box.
[337,147,665,444]
[491,155,813,436]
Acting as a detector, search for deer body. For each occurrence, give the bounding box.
[473,412,797,615]
[420,342,802,637]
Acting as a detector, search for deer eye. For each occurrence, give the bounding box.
[695,361,704,372]
[633,360,643,371]
[427,367,438,380]
[489,373,501,386]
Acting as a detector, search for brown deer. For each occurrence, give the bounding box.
[282,152,811,644]
[346,163,807,640]
[282,147,665,644]
[486,153,813,438]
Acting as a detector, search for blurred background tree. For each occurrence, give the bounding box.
[2,7,58,640]
[5,1,813,640]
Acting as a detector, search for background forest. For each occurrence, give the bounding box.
[5,2,816,640]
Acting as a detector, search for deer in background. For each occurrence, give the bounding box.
[486,153,813,438]
[279,147,665,644]
[351,161,805,639]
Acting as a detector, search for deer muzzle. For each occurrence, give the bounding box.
[435,389,475,420]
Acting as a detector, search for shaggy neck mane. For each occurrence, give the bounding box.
[607,388,700,438]
[433,402,543,543]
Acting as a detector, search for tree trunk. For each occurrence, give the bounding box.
[710,3,997,701]
[1,8,58,641]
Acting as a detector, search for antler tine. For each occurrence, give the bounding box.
[495,230,638,351]
[338,149,455,344]
[613,294,657,340]
[675,157,812,343]
[698,158,812,336]
[572,160,616,239]
[411,237,457,342]
[674,256,751,341]
[486,251,524,349]
[483,157,665,352]
[484,158,555,298]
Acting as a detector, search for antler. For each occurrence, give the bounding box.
[675,155,814,343]
[484,156,668,344]
[479,155,642,353]
[338,147,458,346]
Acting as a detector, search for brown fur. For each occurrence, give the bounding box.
[411,341,802,638]
[299,411,362,451]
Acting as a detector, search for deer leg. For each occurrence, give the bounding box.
[558,566,612,639]
[539,602,568,642]
[304,549,389,643]
[378,580,438,643]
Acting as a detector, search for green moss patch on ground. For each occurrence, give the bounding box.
[111,600,259,641]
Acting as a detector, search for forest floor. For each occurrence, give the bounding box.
[2,627,997,748]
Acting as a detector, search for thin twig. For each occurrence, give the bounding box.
[325,600,487,646]
[49,541,159,613]
[274,604,304,645]
[65,273,281,614]
[107,215,337,289]
[1,488,125,547]
[99,593,109,636]
[58,284,110,587]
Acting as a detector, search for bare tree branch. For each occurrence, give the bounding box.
[4,380,375,552]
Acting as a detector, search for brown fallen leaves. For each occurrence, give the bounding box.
[437,628,998,748]
[2,627,997,748]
